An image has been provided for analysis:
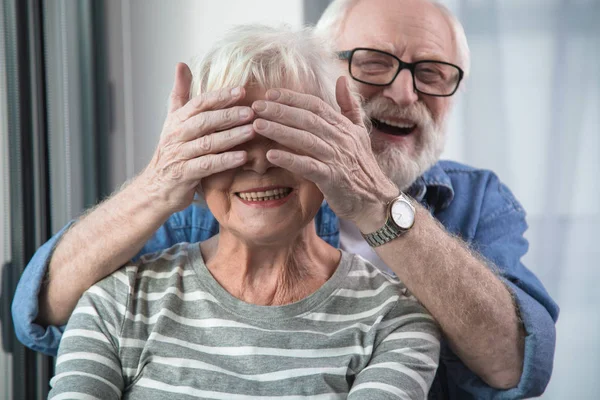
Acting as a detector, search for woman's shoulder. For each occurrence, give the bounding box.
[130,242,198,290]
[91,242,197,298]
[136,242,195,267]
[339,251,438,333]
[333,251,422,311]
[341,251,408,293]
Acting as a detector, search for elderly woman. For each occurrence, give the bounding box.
[49,25,439,399]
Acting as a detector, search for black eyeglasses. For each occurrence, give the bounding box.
[337,48,464,97]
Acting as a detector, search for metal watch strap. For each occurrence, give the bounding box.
[362,219,404,247]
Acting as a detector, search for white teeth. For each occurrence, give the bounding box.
[379,119,416,129]
[237,188,292,201]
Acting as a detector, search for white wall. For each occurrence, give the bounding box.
[107,0,304,187]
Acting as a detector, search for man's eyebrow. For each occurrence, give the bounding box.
[360,42,396,53]
[413,52,452,62]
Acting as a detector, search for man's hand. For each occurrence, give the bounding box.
[138,62,256,213]
[251,76,398,233]
[37,63,256,327]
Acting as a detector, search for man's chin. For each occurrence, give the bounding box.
[369,125,442,190]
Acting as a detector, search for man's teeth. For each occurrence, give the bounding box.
[238,188,292,201]
[378,119,415,129]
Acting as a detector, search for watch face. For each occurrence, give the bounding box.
[391,199,415,229]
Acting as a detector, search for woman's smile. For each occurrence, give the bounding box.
[235,186,294,208]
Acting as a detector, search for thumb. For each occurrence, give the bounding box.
[336,76,364,127]
[168,62,193,113]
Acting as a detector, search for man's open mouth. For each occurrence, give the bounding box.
[371,118,417,136]
[235,187,293,202]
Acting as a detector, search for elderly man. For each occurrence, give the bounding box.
[13,0,558,398]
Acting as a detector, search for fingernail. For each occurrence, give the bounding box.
[233,152,246,162]
[267,90,280,101]
[241,125,253,135]
[255,119,269,130]
[239,108,251,119]
[231,87,241,97]
[253,101,267,112]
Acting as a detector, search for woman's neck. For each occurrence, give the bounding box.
[200,222,341,306]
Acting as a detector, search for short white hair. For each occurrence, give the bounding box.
[190,24,341,110]
[315,0,471,78]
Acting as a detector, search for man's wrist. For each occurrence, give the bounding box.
[130,172,179,219]
[354,184,400,234]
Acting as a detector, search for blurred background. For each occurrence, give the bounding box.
[0,0,598,398]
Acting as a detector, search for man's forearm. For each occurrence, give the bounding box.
[38,177,173,326]
[371,205,525,389]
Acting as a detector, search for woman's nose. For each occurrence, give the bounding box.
[242,137,275,174]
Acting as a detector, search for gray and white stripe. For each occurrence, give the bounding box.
[50,244,440,399]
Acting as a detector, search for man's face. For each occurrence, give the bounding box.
[337,0,458,190]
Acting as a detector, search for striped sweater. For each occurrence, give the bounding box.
[49,243,440,400]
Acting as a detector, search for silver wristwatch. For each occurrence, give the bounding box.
[362,193,416,247]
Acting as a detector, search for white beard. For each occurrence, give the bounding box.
[363,96,446,191]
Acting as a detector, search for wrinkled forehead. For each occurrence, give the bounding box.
[338,0,455,63]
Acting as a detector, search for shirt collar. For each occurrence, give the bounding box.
[407,162,454,212]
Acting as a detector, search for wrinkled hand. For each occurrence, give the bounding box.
[138,63,255,213]
[252,76,399,233]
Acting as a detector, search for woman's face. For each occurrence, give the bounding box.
[201,87,324,245]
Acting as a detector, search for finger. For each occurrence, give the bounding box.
[180,106,254,142]
[185,151,247,180]
[176,86,246,122]
[253,119,333,160]
[167,63,193,113]
[336,76,365,127]
[180,124,255,159]
[252,100,332,140]
[264,88,344,125]
[266,149,330,186]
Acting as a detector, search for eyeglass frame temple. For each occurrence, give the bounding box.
[336,48,464,97]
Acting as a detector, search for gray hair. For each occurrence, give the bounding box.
[314,0,471,78]
[190,24,342,110]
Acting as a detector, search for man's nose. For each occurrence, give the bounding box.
[382,69,419,107]
[242,138,274,174]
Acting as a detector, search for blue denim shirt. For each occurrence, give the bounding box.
[12,160,559,399]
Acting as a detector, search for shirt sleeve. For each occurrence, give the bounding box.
[444,175,559,399]
[48,265,133,400]
[11,214,184,357]
[11,221,75,356]
[348,299,441,400]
